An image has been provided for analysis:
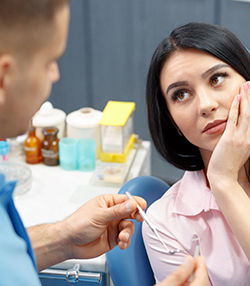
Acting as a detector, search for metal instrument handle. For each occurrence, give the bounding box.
[39,263,102,284]
[66,263,80,283]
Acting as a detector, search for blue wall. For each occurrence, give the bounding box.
[49,0,250,184]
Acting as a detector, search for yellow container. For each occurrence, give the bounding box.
[99,101,135,163]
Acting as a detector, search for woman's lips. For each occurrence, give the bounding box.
[202,120,227,135]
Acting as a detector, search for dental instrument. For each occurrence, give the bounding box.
[125,191,182,255]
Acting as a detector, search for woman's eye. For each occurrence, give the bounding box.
[172,90,190,102]
[210,73,228,86]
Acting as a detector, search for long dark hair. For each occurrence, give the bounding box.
[146,22,250,171]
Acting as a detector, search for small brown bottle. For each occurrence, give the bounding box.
[41,127,59,166]
[24,126,42,164]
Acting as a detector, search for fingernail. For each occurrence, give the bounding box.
[126,200,133,210]
[125,232,130,241]
[237,94,241,102]
[243,83,248,92]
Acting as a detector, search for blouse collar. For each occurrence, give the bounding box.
[172,170,220,216]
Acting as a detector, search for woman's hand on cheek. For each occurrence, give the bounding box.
[207,81,250,186]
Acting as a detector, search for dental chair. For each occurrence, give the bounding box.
[106,176,170,286]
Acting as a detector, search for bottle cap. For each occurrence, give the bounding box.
[32,101,66,127]
[66,107,103,128]
[42,127,59,136]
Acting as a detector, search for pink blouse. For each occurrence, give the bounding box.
[142,170,250,285]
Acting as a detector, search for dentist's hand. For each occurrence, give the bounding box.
[63,194,147,259]
[29,194,147,272]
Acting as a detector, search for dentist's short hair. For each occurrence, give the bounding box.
[0,0,70,54]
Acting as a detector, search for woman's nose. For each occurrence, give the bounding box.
[197,89,218,117]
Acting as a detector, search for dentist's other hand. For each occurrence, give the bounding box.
[157,256,210,286]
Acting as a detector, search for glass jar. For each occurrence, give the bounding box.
[42,127,59,166]
[24,126,42,164]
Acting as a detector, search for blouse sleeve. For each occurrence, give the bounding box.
[142,194,195,284]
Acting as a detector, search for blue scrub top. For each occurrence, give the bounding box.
[0,173,41,285]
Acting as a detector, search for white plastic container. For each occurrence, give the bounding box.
[66,107,103,158]
[32,102,66,141]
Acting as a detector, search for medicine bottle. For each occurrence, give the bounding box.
[42,127,59,166]
[24,126,42,164]
[0,141,9,162]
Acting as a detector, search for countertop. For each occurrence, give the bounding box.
[14,141,151,272]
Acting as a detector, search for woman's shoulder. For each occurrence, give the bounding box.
[146,170,205,216]
[145,176,182,220]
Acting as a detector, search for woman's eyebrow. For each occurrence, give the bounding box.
[166,81,188,94]
[165,63,230,94]
[201,63,229,79]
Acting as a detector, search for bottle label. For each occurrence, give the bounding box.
[24,146,37,152]
[41,149,59,158]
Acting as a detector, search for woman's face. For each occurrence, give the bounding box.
[160,48,246,155]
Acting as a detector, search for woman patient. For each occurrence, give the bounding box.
[142,22,250,285]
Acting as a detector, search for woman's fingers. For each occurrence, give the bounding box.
[237,82,250,134]
[223,81,250,151]
[226,93,241,129]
